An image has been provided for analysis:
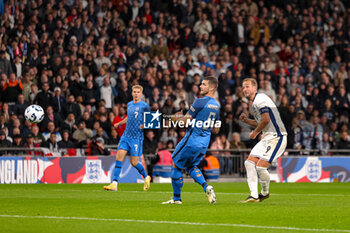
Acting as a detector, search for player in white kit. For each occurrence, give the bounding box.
[239,78,287,203]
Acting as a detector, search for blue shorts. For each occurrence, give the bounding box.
[172,145,207,169]
[117,137,143,157]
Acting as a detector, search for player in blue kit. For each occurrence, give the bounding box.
[104,85,151,191]
[162,76,221,204]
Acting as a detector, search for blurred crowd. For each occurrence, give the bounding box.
[0,0,349,156]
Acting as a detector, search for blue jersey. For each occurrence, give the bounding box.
[122,100,150,140]
[185,96,220,148]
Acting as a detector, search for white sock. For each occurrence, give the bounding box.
[112,180,118,185]
[245,160,258,198]
[256,166,270,196]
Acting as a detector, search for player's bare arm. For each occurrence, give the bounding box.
[114,117,128,128]
[249,112,270,139]
[171,112,193,124]
[239,112,258,128]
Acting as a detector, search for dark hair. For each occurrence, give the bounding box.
[204,76,218,89]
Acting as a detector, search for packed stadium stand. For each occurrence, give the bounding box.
[0,0,349,166]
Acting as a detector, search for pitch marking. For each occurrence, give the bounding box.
[0,214,349,232]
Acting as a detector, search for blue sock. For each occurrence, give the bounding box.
[171,167,183,201]
[113,161,123,182]
[186,166,208,192]
[135,162,148,178]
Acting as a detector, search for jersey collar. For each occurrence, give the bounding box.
[252,92,258,102]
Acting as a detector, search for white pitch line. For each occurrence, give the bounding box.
[50,189,350,197]
[0,214,349,233]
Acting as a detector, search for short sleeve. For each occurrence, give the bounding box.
[254,95,270,115]
[144,103,151,112]
[188,99,204,118]
[259,107,270,114]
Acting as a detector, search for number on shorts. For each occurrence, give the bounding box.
[265,146,271,153]
[134,144,138,151]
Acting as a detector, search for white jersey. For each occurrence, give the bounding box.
[251,93,287,140]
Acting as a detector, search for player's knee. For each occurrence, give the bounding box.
[256,166,270,179]
[130,160,139,167]
[185,166,196,174]
[171,167,182,179]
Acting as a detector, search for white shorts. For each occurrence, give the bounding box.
[250,136,287,163]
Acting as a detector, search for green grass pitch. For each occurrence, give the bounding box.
[0,182,350,233]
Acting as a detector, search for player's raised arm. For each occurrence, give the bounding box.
[239,112,258,128]
[171,111,192,124]
[114,117,127,128]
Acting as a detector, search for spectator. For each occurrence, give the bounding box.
[106,128,119,145]
[81,111,94,130]
[82,81,97,107]
[210,134,230,155]
[0,50,13,76]
[160,128,177,146]
[63,112,78,134]
[72,121,93,147]
[321,98,336,123]
[41,106,64,132]
[52,87,66,117]
[302,116,323,150]
[21,73,33,102]
[13,94,28,119]
[241,0,259,17]
[41,133,60,154]
[94,49,111,71]
[112,106,127,137]
[12,56,23,78]
[29,84,39,104]
[321,132,331,155]
[230,133,246,149]
[30,125,45,145]
[86,137,110,156]
[0,130,12,155]
[64,94,82,119]
[42,121,62,142]
[23,134,41,156]
[2,73,23,104]
[70,57,90,78]
[11,134,25,155]
[337,131,350,151]
[150,36,169,59]
[0,0,347,157]
[143,130,157,155]
[92,126,108,142]
[250,18,270,46]
[34,82,53,110]
[58,130,75,149]
[2,126,13,143]
[259,80,276,102]
[193,13,212,36]
[97,77,118,111]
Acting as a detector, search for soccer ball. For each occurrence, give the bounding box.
[25,105,45,123]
